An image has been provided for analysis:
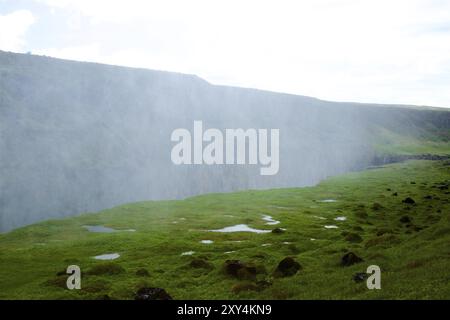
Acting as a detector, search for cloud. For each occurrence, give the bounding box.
[30,0,450,107]
[0,10,35,52]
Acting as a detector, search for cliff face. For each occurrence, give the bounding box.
[1,50,449,231]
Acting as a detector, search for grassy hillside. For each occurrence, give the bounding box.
[1,160,449,299]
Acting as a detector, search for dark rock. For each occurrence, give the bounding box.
[400,215,411,223]
[410,181,416,184]
[135,287,172,300]
[341,252,363,266]
[392,192,398,196]
[402,197,416,204]
[271,228,284,234]
[273,257,302,277]
[352,272,369,282]
[386,188,392,191]
[223,260,261,280]
[224,260,245,277]
[135,268,150,277]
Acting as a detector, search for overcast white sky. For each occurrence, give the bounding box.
[1,0,449,107]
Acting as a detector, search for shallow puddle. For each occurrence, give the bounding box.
[318,199,337,203]
[209,224,271,233]
[334,216,347,221]
[93,253,120,260]
[262,215,280,225]
[200,240,214,244]
[324,225,339,229]
[267,205,291,210]
[181,251,195,256]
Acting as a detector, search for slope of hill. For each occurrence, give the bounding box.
[0,50,449,232]
[0,160,449,299]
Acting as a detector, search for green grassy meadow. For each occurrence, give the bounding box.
[0,160,449,300]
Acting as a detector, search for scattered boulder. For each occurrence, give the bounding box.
[135,287,172,300]
[402,197,416,205]
[399,215,412,223]
[271,228,284,234]
[341,252,363,266]
[224,260,246,277]
[386,188,392,191]
[273,257,302,277]
[135,268,150,277]
[223,260,263,280]
[410,181,416,184]
[352,272,369,283]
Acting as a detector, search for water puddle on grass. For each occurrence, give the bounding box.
[93,253,120,260]
[181,251,195,256]
[334,216,347,221]
[312,215,327,220]
[200,240,214,244]
[267,205,291,210]
[324,225,339,229]
[262,215,280,225]
[209,224,271,234]
[261,243,272,247]
[318,199,337,203]
[84,225,136,233]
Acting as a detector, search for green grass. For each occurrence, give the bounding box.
[372,126,450,155]
[0,160,449,300]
